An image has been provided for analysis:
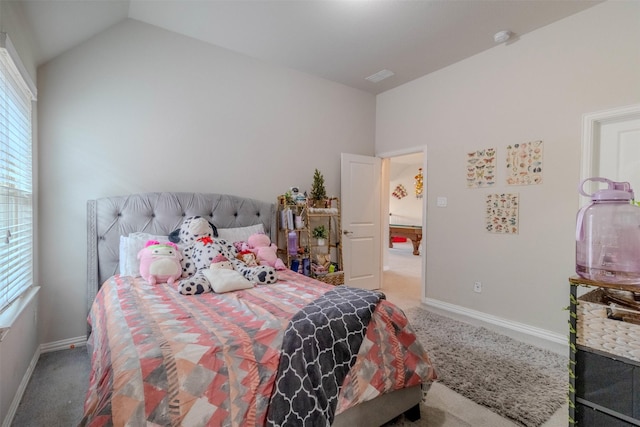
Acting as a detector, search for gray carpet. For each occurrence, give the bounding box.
[11,346,90,427]
[403,307,568,427]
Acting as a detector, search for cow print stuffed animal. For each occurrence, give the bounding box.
[169,216,277,295]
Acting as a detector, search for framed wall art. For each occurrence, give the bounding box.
[485,193,519,234]
[506,140,543,185]
[466,147,496,188]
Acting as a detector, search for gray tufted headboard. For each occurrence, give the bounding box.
[86,192,276,314]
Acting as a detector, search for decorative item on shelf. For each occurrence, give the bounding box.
[302,257,310,276]
[415,167,423,199]
[312,225,328,246]
[287,231,298,255]
[308,198,339,214]
[287,186,307,206]
[317,253,331,267]
[312,263,327,277]
[283,191,295,206]
[310,168,327,208]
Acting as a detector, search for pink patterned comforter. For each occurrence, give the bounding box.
[82,270,435,426]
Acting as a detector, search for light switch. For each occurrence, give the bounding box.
[436,196,447,207]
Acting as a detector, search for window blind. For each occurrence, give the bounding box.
[0,33,35,313]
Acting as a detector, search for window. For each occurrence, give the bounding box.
[0,33,36,313]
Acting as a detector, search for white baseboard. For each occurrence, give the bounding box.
[423,297,569,356]
[40,336,87,353]
[2,347,40,427]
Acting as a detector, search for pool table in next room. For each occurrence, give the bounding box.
[389,224,422,256]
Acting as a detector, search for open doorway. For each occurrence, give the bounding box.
[380,152,425,309]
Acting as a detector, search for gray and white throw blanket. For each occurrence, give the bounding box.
[266,286,384,427]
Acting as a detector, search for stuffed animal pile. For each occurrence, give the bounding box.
[168,216,277,295]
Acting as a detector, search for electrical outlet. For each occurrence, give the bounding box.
[473,281,482,293]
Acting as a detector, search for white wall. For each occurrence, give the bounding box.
[0,291,39,424]
[37,19,375,344]
[376,1,640,337]
[0,1,37,80]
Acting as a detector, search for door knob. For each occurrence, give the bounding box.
[343,230,353,235]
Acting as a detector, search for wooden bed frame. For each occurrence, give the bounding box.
[86,192,423,426]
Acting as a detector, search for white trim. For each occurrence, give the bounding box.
[40,336,87,354]
[580,103,640,205]
[1,346,40,427]
[0,32,37,100]
[423,297,568,356]
[376,145,426,159]
[0,287,40,342]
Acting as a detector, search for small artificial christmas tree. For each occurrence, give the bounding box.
[310,168,327,206]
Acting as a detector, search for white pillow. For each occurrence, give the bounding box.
[202,268,254,293]
[119,232,170,277]
[216,224,265,243]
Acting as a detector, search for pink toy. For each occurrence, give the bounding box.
[244,233,286,270]
[137,241,182,285]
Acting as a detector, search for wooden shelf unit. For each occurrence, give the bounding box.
[276,196,343,284]
[569,276,640,426]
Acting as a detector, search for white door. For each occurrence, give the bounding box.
[581,104,640,199]
[598,118,640,190]
[340,153,381,290]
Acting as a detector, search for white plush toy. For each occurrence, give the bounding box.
[203,254,254,293]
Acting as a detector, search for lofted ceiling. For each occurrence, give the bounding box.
[15,0,601,94]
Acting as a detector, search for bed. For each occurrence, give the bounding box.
[83,192,436,426]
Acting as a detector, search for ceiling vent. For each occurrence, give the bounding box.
[365,69,395,83]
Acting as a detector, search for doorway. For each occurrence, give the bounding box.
[380,151,425,309]
[581,104,640,200]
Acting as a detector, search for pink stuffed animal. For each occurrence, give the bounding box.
[244,233,286,270]
[137,240,182,285]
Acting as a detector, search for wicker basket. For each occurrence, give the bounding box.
[314,271,344,286]
[577,288,640,362]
